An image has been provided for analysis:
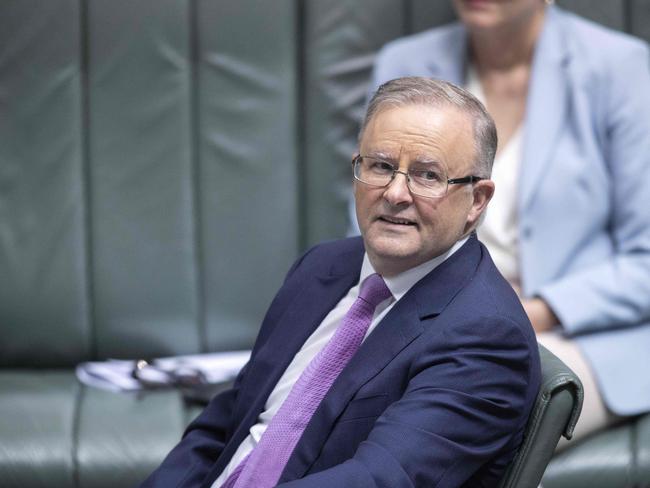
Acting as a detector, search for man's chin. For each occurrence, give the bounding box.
[364,237,420,267]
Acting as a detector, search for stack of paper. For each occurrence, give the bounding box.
[76,350,251,392]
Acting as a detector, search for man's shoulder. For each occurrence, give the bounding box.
[428,240,540,391]
[302,236,364,263]
[312,236,365,254]
[286,237,365,279]
[454,240,536,343]
[422,237,532,332]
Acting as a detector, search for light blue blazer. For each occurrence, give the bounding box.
[369,6,650,415]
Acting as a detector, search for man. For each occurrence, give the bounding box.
[142,77,540,488]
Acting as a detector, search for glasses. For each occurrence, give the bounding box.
[131,359,208,389]
[352,155,484,199]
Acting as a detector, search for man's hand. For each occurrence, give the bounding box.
[522,297,559,333]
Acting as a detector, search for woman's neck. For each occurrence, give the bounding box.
[469,8,546,71]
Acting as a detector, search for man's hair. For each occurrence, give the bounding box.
[360,77,497,178]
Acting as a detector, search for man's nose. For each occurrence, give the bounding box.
[382,170,413,206]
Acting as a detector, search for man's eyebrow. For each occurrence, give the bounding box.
[365,151,397,161]
[364,151,444,167]
[403,151,443,164]
[411,157,444,165]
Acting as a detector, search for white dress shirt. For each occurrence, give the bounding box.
[213,237,468,486]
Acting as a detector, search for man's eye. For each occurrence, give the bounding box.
[369,161,395,173]
[412,169,443,181]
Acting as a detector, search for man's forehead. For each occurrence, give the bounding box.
[360,103,475,160]
[364,103,471,134]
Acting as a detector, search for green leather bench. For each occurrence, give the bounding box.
[544,415,650,487]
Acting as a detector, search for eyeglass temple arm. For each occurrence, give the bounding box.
[448,176,484,185]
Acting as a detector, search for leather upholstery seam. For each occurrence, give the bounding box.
[71,384,85,487]
[630,416,638,486]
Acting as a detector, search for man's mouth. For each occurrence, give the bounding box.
[378,215,417,226]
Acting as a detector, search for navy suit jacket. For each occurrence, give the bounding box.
[142,236,540,488]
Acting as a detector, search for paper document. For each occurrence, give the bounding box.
[76,350,251,392]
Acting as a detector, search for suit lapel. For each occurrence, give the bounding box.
[520,6,570,212]
[281,237,482,481]
[240,249,363,413]
[280,298,423,482]
[207,255,367,486]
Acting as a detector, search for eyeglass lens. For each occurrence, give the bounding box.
[354,156,448,197]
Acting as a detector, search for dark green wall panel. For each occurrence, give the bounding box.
[0,0,90,367]
[629,0,650,43]
[87,0,200,358]
[197,0,299,351]
[409,0,456,34]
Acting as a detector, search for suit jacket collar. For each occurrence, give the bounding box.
[321,236,478,318]
[280,236,482,481]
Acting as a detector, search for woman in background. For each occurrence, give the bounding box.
[362,0,650,445]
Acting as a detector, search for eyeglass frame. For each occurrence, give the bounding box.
[352,154,485,199]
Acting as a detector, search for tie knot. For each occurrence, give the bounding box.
[358,273,392,307]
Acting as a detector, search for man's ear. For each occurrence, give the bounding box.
[466,179,495,228]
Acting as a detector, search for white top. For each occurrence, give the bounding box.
[466,65,524,291]
[213,237,468,486]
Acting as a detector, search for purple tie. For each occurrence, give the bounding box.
[222,273,391,488]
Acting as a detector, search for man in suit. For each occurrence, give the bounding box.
[141,77,541,488]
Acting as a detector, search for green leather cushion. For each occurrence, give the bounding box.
[0,371,193,488]
[543,413,650,488]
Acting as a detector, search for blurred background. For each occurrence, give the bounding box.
[1,1,649,487]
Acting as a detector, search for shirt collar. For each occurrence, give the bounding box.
[359,236,469,302]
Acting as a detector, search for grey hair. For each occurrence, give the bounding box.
[360,77,497,178]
